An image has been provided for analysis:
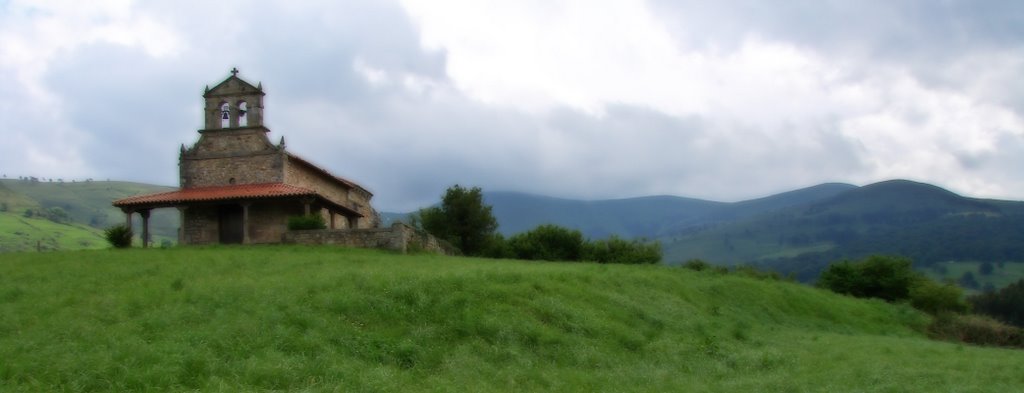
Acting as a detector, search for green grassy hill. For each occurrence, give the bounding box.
[0,179,178,250]
[0,212,106,252]
[1,247,1021,391]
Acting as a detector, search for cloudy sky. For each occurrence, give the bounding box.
[2,0,1023,211]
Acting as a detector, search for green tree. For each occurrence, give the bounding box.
[416,185,498,256]
[959,271,980,290]
[0,202,7,212]
[979,261,994,275]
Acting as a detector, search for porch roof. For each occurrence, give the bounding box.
[112,182,363,216]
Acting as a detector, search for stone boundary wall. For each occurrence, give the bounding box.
[282,223,459,256]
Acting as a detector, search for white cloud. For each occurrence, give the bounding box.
[397,0,1024,202]
[2,0,1024,210]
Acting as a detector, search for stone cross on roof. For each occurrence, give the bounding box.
[231,67,239,76]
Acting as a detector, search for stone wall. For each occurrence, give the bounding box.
[282,223,458,255]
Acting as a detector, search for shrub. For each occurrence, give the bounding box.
[817,255,915,302]
[970,279,1024,328]
[583,235,661,264]
[909,278,968,315]
[928,313,1023,348]
[44,207,70,223]
[287,214,326,230]
[820,255,975,316]
[816,261,862,295]
[682,259,711,271]
[104,224,133,248]
[480,233,511,259]
[508,224,585,261]
[733,264,785,281]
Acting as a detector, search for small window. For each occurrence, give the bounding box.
[228,177,236,185]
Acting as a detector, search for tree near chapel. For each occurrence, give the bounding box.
[415,185,498,256]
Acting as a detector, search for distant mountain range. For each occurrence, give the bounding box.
[387,180,1024,279]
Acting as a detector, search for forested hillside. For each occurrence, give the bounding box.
[669,181,1024,280]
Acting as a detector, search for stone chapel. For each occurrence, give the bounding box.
[114,69,379,246]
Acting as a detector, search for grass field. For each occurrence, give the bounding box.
[1,246,1022,391]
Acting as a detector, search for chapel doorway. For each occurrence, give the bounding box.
[218,204,244,244]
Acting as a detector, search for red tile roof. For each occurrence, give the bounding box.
[113,183,317,207]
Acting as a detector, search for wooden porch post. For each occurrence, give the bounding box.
[329,211,336,229]
[241,202,251,244]
[140,209,151,248]
[122,208,133,231]
[177,206,188,245]
[302,197,314,216]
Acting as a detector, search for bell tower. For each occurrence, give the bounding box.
[202,68,266,130]
[180,69,284,189]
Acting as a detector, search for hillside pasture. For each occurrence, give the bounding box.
[1,246,1022,391]
[0,213,106,252]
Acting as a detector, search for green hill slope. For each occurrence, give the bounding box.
[1,247,1021,391]
[0,179,178,250]
[0,212,106,252]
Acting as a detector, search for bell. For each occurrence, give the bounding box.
[222,111,229,120]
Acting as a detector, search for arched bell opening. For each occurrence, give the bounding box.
[237,101,248,127]
[219,102,231,128]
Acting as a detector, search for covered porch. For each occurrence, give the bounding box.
[113,183,363,247]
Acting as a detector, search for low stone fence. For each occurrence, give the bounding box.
[282,223,459,255]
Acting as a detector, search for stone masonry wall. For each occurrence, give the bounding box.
[247,201,305,243]
[282,223,458,255]
[181,153,283,188]
[192,128,275,155]
[284,157,378,228]
[182,206,219,245]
